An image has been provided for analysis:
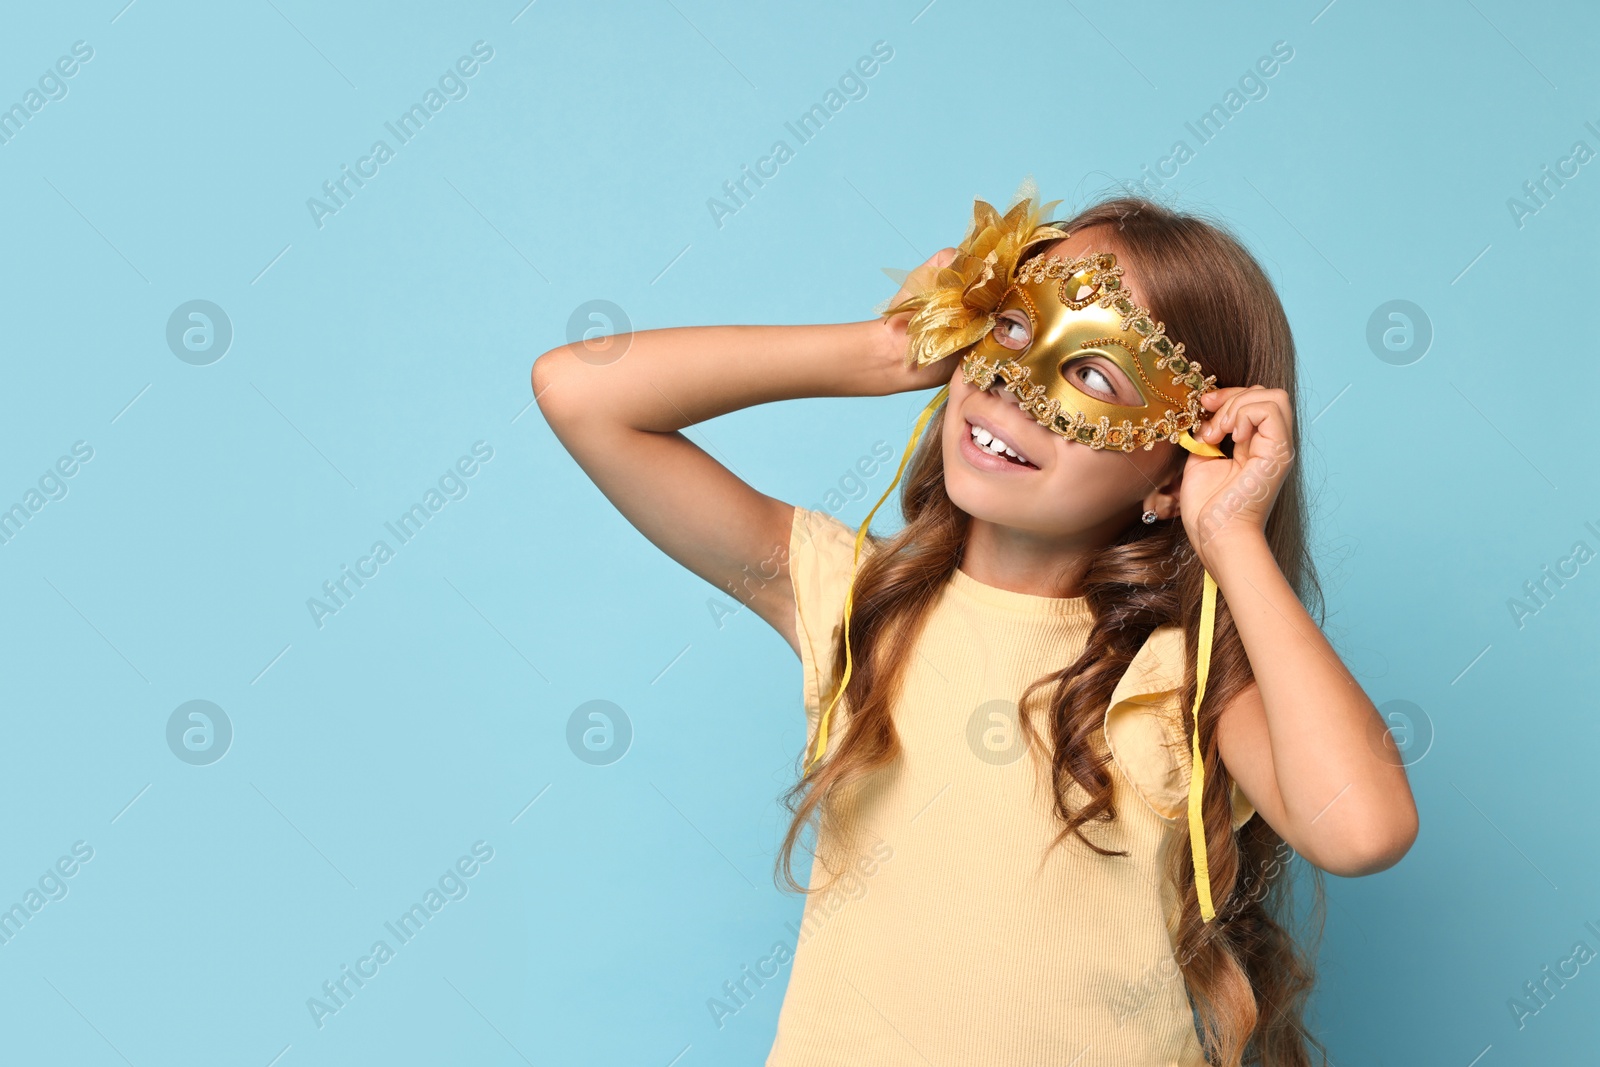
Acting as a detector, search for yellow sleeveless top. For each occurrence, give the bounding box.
[770,506,1255,1067]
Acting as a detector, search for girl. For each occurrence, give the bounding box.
[532,190,1418,1066]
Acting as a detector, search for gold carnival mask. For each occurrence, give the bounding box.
[805,187,1233,924]
[886,193,1223,457]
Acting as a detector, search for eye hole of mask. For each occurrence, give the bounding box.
[991,309,1031,351]
[1060,354,1146,407]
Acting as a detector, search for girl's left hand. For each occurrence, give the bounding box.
[1178,385,1295,567]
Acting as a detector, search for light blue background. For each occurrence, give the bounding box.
[1,1,1595,1064]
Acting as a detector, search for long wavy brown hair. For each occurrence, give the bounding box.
[776,195,1329,1066]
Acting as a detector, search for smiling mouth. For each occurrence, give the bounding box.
[966,420,1038,468]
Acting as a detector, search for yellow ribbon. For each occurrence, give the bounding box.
[806,385,950,774]
[1175,424,1223,922]
[1189,569,1220,923]
[1178,428,1224,459]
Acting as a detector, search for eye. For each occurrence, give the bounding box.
[1062,356,1137,403]
[991,310,1031,350]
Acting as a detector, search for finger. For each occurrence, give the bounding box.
[1201,385,1263,441]
[1200,386,1246,411]
[1232,399,1289,459]
[1232,403,1261,453]
[1263,388,1294,437]
[1216,385,1271,438]
[1235,392,1292,452]
[1199,389,1241,439]
[898,248,959,301]
[914,248,956,286]
[1222,386,1289,434]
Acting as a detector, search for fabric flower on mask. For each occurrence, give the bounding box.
[883,195,1069,368]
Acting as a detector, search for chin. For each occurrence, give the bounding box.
[941,445,1064,535]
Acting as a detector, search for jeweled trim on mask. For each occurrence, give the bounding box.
[961,355,1205,451]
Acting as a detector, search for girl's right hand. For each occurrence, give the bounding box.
[873,247,964,394]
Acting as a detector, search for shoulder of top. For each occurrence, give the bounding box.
[1106,623,1187,712]
[1102,621,1256,829]
[1102,623,1190,822]
[792,505,880,560]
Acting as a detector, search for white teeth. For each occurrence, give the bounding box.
[969,422,1028,464]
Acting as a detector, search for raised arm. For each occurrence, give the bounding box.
[531,260,956,650]
[1184,385,1420,877]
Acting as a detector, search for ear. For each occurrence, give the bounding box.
[1140,451,1186,521]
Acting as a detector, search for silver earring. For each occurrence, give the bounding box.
[1141,510,1158,524]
